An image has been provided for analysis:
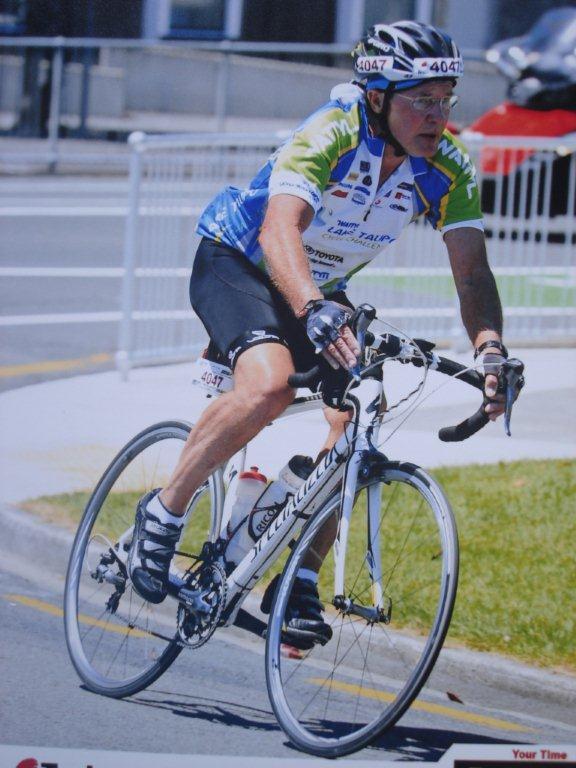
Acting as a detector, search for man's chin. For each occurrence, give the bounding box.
[412,136,441,157]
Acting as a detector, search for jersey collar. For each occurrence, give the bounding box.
[409,156,429,176]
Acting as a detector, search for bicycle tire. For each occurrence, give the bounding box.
[64,420,221,698]
[265,461,459,757]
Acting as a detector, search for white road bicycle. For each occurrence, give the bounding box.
[64,305,524,758]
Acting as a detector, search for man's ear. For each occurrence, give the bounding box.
[366,90,385,114]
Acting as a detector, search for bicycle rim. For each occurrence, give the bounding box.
[64,420,220,697]
[265,462,458,757]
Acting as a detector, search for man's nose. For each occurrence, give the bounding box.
[425,100,444,119]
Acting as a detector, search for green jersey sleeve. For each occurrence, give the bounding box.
[269,104,360,212]
[426,133,484,232]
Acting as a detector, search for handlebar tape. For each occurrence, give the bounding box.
[435,358,487,442]
[438,404,490,442]
[288,365,322,389]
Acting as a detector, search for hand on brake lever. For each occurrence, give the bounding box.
[322,325,361,376]
[482,353,506,422]
[301,300,360,373]
[481,354,525,434]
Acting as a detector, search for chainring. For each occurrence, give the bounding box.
[177,561,227,648]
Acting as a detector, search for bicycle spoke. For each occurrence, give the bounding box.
[294,617,373,723]
[350,530,440,606]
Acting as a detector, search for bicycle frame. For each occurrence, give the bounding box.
[215,376,385,625]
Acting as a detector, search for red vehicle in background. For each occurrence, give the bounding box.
[462,7,576,233]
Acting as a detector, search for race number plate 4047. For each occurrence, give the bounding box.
[191,357,234,394]
[413,57,463,76]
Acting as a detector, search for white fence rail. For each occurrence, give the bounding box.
[118,131,576,376]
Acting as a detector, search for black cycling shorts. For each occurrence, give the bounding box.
[190,237,353,371]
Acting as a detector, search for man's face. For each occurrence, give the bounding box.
[368,80,455,157]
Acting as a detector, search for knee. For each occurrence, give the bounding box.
[233,345,296,420]
[235,374,294,422]
[252,378,295,420]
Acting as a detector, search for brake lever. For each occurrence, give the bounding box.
[351,304,377,345]
[499,359,525,436]
[349,304,377,381]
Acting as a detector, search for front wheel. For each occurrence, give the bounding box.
[265,462,459,757]
[64,420,222,698]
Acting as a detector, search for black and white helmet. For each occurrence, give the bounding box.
[352,20,463,92]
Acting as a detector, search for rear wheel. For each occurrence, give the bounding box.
[265,462,458,757]
[64,420,221,697]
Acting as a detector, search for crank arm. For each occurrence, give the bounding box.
[232,608,268,639]
[176,585,215,616]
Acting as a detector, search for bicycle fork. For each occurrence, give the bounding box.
[333,377,390,624]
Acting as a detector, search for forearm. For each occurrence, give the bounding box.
[259,195,322,316]
[457,265,503,347]
[261,223,322,315]
[446,227,504,350]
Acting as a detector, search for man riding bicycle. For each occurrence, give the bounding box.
[128,20,509,647]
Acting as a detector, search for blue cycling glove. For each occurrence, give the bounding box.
[301,299,351,354]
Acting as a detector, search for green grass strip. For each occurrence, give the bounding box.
[351,273,575,308]
[434,459,575,671]
[22,458,575,672]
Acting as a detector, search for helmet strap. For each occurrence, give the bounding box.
[365,85,407,157]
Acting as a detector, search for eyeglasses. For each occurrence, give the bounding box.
[394,93,459,118]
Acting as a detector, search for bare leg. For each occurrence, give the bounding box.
[160,344,296,515]
[301,407,350,570]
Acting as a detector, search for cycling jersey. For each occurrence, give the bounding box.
[197,88,483,294]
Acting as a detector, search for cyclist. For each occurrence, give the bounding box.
[128,20,509,647]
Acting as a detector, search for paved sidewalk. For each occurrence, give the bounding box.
[0,347,574,507]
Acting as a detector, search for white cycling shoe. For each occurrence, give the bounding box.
[127,489,183,604]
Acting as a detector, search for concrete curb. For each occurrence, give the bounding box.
[1,503,73,580]
[432,641,576,709]
[2,502,574,710]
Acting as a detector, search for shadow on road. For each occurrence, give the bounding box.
[123,689,519,761]
[129,689,278,732]
[369,724,518,761]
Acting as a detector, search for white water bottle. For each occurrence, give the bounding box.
[225,456,314,567]
[224,467,268,566]
[248,455,314,541]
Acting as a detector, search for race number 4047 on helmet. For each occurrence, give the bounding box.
[351,20,464,92]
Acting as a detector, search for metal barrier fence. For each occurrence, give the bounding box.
[117,131,576,376]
